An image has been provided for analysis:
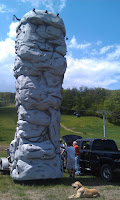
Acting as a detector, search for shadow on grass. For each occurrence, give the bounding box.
[14,173,120,187]
[0,137,6,141]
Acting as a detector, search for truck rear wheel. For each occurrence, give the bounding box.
[100,164,112,181]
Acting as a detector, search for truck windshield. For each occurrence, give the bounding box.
[92,140,118,151]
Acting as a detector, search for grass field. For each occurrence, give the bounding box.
[0,173,120,200]
[0,106,17,145]
[60,115,120,148]
[0,106,120,200]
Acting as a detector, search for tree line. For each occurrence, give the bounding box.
[0,87,120,126]
[61,87,120,126]
[0,92,15,107]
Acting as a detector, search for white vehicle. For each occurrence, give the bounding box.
[0,149,10,174]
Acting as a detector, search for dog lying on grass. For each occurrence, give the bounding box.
[68,181,100,198]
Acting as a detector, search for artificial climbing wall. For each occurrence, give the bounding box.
[10,10,67,180]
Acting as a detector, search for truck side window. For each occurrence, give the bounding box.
[82,141,90,150]
[92,140,118,151]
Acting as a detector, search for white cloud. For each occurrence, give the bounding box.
[20,0,67,12]
[0,38,15,62]
[100,45,114,54]
[91,49,98,56]
[7,22,19,39]
[0,4,15,13]
[0,4,6,13]
[41,0,55,12]
[0,55,15,92]
[63,54,120,89]
[106,45,120,60]
[0,22,18,63]
[59,0,67,12]
[1,22,120,92]
[68,36,91,49]
[96,40,102,45]
[0,22,17,92]
[20,0,41,7]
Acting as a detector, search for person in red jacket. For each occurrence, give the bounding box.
[73,141,81,175]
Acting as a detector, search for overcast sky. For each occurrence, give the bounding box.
[1,0,120,92]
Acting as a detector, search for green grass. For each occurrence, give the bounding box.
[0,106,120,147]
[0,172,119,200]
[0,107,120,199]
[60,114,120,148]
[0,106,17,145]
[0,151,7,157]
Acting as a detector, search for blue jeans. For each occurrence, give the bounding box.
[75,155,80,172]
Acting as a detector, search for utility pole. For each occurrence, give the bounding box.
[97,110,111,138]
[103,111,106,137]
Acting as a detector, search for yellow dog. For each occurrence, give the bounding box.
[68,181,100,198]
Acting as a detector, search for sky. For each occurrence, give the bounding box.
[1,0,120,92]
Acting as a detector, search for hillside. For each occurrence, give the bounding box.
[61,87,120,126]
[0,106,17,145]
[0,106,120,149]
[0,108,120,199]
[60,114,120,148]
[1,88,120,126]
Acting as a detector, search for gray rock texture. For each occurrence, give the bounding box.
[10,10,67,180]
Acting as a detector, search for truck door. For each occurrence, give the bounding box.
[80,141,91,169]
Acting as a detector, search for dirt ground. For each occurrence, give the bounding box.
[0,145,9,151]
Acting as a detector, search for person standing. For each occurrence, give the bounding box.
[73,141,81,175]
[60,138,65,152]
[60,138,65,169]
[62,141,75,178]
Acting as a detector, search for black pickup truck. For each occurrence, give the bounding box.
[76,138,120,181]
